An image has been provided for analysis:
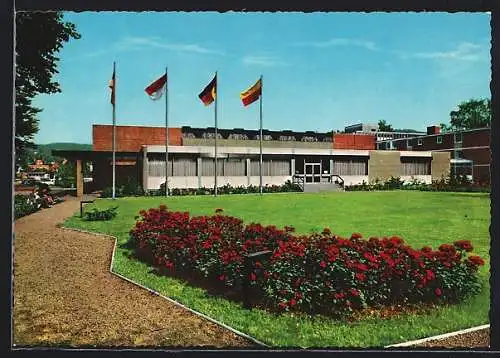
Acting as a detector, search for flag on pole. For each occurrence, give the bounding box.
[198,74,217,106]
[145,74,167,100]
[109,62,117,200]
[109,67,116,105]
[240,78,262,106]
[144,71,169,196]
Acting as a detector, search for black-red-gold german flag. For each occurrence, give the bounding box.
[109,65,116,106]
[198,74,217,106]
[240,78,262,107]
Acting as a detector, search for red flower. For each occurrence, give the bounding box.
[249,273,257,281]
[426,270,435,281]
[453,240,474,252]
[390,236,404,246]
[201,241,212,249]
[434,288,442,297]
[334,292,345,299]
[320,260,327,268]
[217,274,225,281]
[467,255,485,266]
[421,246,432,253]
[356,263,369,271]
[363,252,377,263]
[351,232,363,239]
[350,288,360,297]
[439,244,456,254]
[278,302,287,309]
[355,272,366,281]
[289,298,297,307]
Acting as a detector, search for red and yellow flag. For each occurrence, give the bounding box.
[240,78,262,107]
[108,65,116,105]
[198,74,217,106]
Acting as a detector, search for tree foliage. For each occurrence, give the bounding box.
[15,11,80,168]
[378,120,393,132]
[441,98,491,132]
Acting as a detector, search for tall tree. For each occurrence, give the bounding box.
[444,98,491,131]
[15,11,80,169]
[378,119,393,132]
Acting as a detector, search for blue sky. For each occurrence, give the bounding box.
[32,12,491,144]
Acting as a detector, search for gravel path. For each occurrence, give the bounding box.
[413,328,490,349]
[13,197,253,348]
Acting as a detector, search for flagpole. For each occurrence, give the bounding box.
[214,71,218,197]
[112,61,116,200]
[165,67,169,196]
[259,75,263,196]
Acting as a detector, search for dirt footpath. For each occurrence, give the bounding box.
[12,197,253,348]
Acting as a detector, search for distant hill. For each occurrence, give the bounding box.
[38,142,92,151]
[27,142,92,163]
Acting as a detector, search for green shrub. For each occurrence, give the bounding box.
[14,194,39,219]
[83,206,118,221]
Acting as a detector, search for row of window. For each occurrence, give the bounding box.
[148,158,291,177]
[147,158,431,177]
[381,133,464,150]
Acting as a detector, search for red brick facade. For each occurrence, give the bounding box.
[333,133,376,150]
[93,125,182,152]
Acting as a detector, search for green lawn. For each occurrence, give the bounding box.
[64,191,490,348]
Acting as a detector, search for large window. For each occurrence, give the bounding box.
[331,157,368,175]
[401,157,431,175]
[148,160,172,177]
[223,158,246,176]
[250,159,290,176]
[148,156,197,177]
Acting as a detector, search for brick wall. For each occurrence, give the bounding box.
[333,134,376,150]
[93,125,182,152]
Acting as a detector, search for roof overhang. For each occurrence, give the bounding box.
[51,149,139,160]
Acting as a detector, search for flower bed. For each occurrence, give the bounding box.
[345,175,490,193]
[103,180,303,198]
[129,205,485,318]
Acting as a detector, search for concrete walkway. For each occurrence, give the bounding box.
[13,196,252,348]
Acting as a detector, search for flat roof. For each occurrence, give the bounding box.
[145,145,433,157]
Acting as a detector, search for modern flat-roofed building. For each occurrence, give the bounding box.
[376,125,490,183]
[53,124,451,196]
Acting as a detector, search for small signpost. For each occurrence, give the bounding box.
[80,199,95,217]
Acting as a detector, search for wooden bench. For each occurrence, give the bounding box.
[80,199,95,217]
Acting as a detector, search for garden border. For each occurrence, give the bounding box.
[383,324,490,348]
[60,226,269,348]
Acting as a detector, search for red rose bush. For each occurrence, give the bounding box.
[129,205,485,317]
